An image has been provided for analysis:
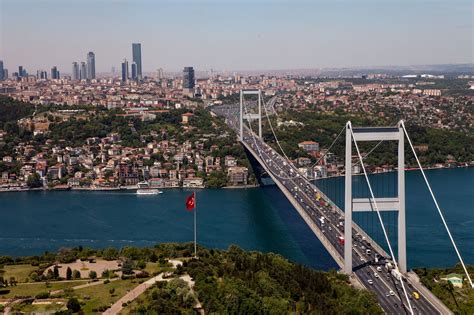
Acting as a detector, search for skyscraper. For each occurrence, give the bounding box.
[132,43,142,80]
[80,62,87,80]
[183,66,195,89]
[18,66,26,77]
[0,61,4,81]
[121,59,129,82]
[131,62,137,81]
[37,70,47,80]
[51,66,59,80]
[72,62,80,81]
[87,52,96,80]
[156,68,164,80]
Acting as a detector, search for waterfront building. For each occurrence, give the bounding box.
[0,60,4,80]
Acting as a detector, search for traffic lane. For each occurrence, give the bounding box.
[353,248,406,314]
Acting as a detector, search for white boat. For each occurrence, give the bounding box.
[137,189,162,195]
[136,181,163,195]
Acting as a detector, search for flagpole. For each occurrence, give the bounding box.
[193,192,197,258]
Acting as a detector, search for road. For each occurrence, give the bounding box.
[212,104,451,315]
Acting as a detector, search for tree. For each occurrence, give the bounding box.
[72,269,81,279]
[27,173,42,188]
[66,267,72,280]
[89,270,97,279]
[122,259,134,275]
[102,247,119,260]
[136,260,146,270]
[67,297,81,312]
[53,266,59,279]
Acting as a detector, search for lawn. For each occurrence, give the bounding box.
[0,281,87,298]
[143,262,175,276]
[73,279,139,314]
[13,302,66,313]
[2,264,38,282]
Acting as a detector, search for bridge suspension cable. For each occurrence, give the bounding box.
[348,121,414,315]
[260,97,348,183]
[401,121,474,289]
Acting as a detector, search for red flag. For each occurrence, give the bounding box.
[185,192,195,211]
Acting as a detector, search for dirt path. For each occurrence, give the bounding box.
[103,259,203,315]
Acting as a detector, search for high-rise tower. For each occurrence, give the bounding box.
[80,62,87,80]
[72,62,80,81]
[132,43,142,80]
[121,59,129,82]
[87,52,96,79]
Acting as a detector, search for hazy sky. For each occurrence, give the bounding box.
[0,0,472,73]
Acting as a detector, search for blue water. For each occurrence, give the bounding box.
[0,168,472,270]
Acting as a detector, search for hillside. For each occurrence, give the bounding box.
[0,243,383,314]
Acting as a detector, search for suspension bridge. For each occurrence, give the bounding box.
[211,89,472,315]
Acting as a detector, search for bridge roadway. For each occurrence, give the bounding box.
[212,105,451,315]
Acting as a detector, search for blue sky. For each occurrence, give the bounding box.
[0,0,472,73]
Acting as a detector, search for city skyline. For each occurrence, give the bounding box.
[1,0,472,73]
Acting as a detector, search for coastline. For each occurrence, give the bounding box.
[0,164,471,194]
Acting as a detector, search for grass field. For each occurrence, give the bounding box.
[2,264,38,282]
[73,279,139,313]
[13,302,66,313]
[0,281,87,298]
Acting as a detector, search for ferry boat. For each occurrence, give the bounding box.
[136,182,162,195]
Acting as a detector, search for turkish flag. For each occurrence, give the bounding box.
[185,192,195,211]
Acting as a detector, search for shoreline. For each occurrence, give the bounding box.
[0,164,471,194]
[312,163,473,181]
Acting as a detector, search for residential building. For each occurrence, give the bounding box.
[298,140,320,152]
[227,166,248,185]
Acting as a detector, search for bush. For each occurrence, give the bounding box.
[89,270,97,279]
[35,291,50,299]
[67,297,81,312]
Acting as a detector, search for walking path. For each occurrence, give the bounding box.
[103,259,203,315]
[50,278,119,295]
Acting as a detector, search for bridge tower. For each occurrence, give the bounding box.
[344,123,406,274]
[239,89,262,141]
